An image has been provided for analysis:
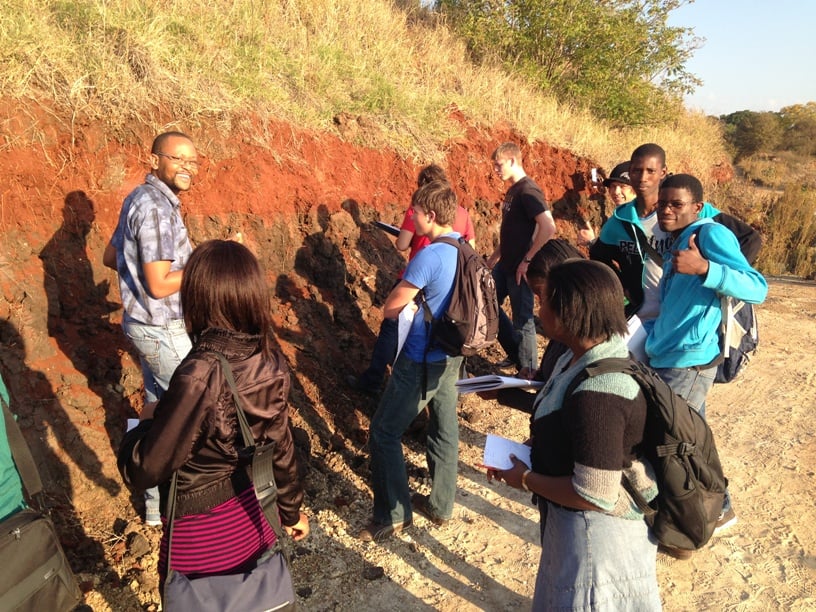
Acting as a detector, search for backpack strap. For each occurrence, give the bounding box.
[417,235,462,400]
[1,393,46,511]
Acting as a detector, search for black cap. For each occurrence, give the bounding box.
[603,162,631,187]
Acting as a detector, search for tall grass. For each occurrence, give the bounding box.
[0,0,728,178]
[755,187,816,278]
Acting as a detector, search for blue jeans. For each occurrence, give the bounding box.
[653,365,716,418]
[533,502,661,611]
[358,317,398,390]
[368,352,463,525]
[492,264,537,370]
[123,315,192,518]
[123,315,192,403]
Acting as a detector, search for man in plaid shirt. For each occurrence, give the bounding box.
[104,131,199,524]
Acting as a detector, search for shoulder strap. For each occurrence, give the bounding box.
[214,353,286,542]
[563,357,635,399]
[1,393,45,508]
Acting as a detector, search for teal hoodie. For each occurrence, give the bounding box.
[645,218,768,369]
[0,374,26,521]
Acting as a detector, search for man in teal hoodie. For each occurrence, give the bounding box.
[645,173,767,556]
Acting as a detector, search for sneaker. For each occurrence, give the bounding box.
[358,518,412,542]
[495,358,516,369]
[411,493,449,527]
[657,543,693,560]
[714,506,738,535]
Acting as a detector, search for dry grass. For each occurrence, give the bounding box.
[0,0,728,179]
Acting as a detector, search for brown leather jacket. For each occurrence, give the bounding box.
[118,328,303,526]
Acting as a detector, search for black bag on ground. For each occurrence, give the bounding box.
[419,236,499,357]
[566,357,726,551]
[0,396,82,612]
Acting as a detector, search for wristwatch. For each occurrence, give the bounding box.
[523,257,532,263]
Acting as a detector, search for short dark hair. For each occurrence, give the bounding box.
[182,240,271,355]
[417,164,448,187]
[526,239,585,285]
[411,180,457,226]
[631,143,666,167]
[660,173,703,203]
[543,260,628,341]
[151,131,192,154]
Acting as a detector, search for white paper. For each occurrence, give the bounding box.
[126,418,140,432]
[395,302,416,358]
[455,375,544,394]
[625,315,648,363]
[483,434,531,470]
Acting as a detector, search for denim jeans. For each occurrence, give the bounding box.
[492,264,537,370]
[368,352,463,526]
[123,315,192,519]
[533,502,661,611]
[653,365,716,419]
[358,317,398,390]
[123,315,192,403]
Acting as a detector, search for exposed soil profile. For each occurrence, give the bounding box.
[0,104,813,610]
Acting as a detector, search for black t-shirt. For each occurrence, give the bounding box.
[499,176,548,272]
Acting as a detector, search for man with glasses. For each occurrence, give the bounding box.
[645,173,767,559]
[487,142,556,373]
[103,131,198,525]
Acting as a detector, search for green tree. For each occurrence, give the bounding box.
[720,110,783,159]
[779,103,816,156]
[435,0,701,126]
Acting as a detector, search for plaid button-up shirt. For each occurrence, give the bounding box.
[111,174,192,326]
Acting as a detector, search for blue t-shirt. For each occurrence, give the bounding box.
[401,233,460,362]
[0,374,26,521]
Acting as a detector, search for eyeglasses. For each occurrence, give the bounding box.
[657,200,696,210]
[156,152,200,169]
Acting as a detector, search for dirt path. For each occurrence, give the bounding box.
[79,279,816,611]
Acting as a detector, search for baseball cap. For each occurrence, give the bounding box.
[603,162,631,187]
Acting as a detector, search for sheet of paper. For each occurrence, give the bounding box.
[625,314,648,363]
[395,302,415,358]
[455,375,544,394]
[126,418,140,432]
[483,434,531,471]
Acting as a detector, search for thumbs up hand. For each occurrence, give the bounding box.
[672,233,709,276]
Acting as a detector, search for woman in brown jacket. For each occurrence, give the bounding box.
[118,240,308,589]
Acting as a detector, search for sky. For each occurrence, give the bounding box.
[668,0,816,116]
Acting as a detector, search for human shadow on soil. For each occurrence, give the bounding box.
[39,191,139,456]
[0,320,142,610]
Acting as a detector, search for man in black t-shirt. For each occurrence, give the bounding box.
[486,143,556,371]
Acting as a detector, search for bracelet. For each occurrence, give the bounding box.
[523,257,532,263]
[521,469,532,492]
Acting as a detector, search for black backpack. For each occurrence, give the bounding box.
[419,236,499,357]
[565,357,726,551]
